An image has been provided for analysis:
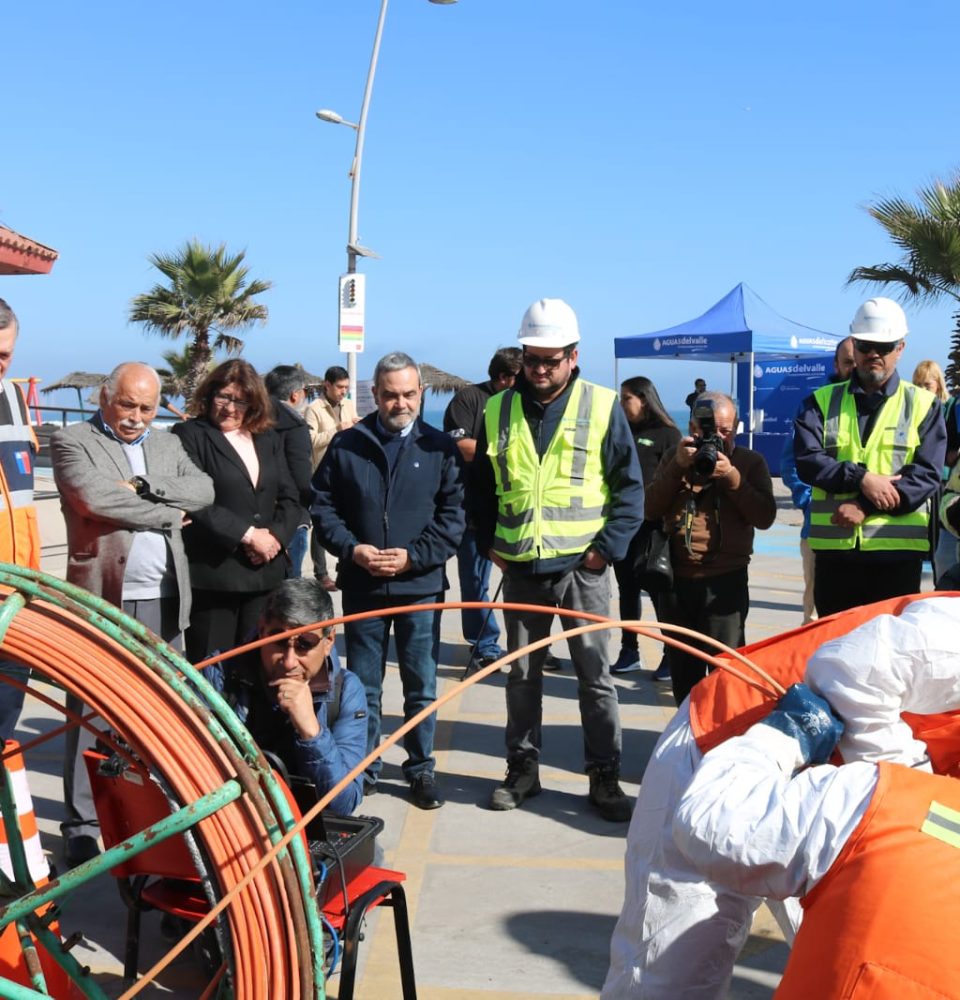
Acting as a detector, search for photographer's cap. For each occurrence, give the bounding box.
[518,298,581,348]
[849,297,908,343]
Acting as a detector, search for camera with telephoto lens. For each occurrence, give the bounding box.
[691,398,724,478]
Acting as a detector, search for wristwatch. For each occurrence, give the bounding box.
[128,476,149,496]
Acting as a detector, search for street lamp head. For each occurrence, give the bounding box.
[315,109,359,129]
[428,1,458,4]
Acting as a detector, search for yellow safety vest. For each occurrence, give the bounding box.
[484,379,614,562]
[808,379,934,552]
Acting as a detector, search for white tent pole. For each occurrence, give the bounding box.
[614,357,619,392]
[748,351,755,449]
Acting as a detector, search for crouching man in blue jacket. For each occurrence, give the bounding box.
[206,578,367,816]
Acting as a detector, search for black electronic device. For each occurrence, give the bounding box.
[691,398,724,478]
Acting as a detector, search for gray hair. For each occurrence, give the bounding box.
[264,364,305,401]
[373,351,421,387]
[102,362,162,401]
[0,298,18,336]
[261,579,335,635]
[694,391,737,419]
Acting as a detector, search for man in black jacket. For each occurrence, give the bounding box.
[264,365,313,577]
[311,352,465,809]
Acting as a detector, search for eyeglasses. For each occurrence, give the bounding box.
[213,393,250,410]
[853,339,900,357]
[260,631,325,655]
[522,353,568,372]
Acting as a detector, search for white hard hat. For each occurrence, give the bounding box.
[518,298,581,348]
[849,297,908,342]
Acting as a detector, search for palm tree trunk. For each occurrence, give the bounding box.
[183,330,212,406]
[948,308,960,395]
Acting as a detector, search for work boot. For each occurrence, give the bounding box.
[489,757,541,811]
[587,764,632,822]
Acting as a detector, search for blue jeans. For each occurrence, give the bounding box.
[0,661,28,744]
[456,527,502,659]
[286,524,309,579]
[343,593,441,785]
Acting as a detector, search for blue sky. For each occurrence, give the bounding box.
[4,0,960,415]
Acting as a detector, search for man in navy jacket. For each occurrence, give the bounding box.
[311,352,465,809]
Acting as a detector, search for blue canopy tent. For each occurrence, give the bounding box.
[614,283,841,455]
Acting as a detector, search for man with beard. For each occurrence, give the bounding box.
[311,352,464,809]
[794,297,945,616]
[471,298,644,821]
[51,361,214,866]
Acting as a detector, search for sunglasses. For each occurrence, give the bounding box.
[853,339,900,357]
[260,630,325,655]
[522,353,568,372]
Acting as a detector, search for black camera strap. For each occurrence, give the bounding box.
[682,482,720,557]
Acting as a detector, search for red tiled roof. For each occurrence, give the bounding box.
[0,225,59,275]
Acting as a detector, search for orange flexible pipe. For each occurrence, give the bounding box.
[0,591,781,998]
[128,612,782,990]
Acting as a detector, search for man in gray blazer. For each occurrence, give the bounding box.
[51,361,214,867]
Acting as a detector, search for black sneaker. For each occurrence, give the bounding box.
[489,758,541,811]
[64,835,100,869]
[409,772,444,810]
[543,653,563,671]
[587,764,632,822]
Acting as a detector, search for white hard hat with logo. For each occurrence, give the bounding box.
[849,297,909,343]
[518,298,581,348]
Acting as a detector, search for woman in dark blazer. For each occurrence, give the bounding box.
[171,359,302,663]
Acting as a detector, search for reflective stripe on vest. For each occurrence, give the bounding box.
[484,380,614,561]
[0,381,40,569]
[808,380,933,552]
[775,763,960,999]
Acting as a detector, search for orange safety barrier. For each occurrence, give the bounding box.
[0,740,78,997]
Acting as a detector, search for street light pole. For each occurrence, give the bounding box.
[318,0,458,403]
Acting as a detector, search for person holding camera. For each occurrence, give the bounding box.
[645,392,776,706]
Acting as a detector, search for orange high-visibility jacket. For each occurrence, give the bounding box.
[776,762,960,999]
[688,593,960,774]
[0,381,39,570]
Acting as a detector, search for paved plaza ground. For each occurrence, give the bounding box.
[13,473,929,998]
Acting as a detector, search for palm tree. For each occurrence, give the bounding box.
[156,345,215,401]
[847,174,960,389]
[129,240,272,402]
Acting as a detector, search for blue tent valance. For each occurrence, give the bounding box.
[614,283,840,361]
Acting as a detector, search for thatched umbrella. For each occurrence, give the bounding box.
[42,372,108,414]
[419,363,470,396]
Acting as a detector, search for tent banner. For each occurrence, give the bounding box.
[736,357,832,474]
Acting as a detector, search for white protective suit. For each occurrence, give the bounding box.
[672,724,876,902]
[601,595,960,999]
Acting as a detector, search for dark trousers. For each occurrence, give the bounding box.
[63,597,182,840]
[612,534,662,651]
[310,528,329,580]
[185,589,270,664]
[657,568,749,707]
[813,549,924,618]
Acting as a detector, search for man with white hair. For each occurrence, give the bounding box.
[51,361,214,867]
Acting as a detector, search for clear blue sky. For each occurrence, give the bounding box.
[4,0,960,414]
